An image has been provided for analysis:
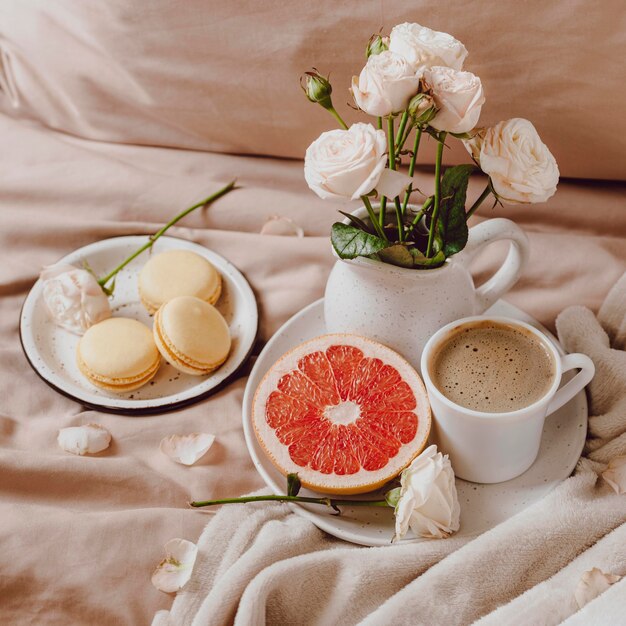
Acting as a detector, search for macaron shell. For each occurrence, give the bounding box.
[154,296,231,375]
[77,318,161,391]
[138,250,221,313]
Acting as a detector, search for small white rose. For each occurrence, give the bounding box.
[389,22,467,73]
[602,456,626,494]
[159,433,216,466]
[574,567,622,609]
[57,423,111,455]
[393,445,460,541]
[424,66,485,134]
[41,263,111,335]
[304,123,387,200]
[260,216,304,238]
[465,118,559,204]
[351,50,421,117]
[151,538,198,593]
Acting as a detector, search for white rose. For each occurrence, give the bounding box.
[41,263,112,335]
[351,50,421,117]
[304,123,387,200]
[425,66,485,134]
[389,22,468,73]
[465,118,559,203]
[393,445,460,540]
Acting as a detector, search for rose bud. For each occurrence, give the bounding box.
[40,263,112,335]
[366,34,389,58]
[408,92,438,125]
[300,70,333,110]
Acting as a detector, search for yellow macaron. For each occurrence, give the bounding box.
[153,296,231,376]
[77,318,161,392]
[138,250,222,315]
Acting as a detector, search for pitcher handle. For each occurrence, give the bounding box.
[462,218,530,313]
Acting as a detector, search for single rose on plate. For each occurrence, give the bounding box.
[389,22,468,73]
[464,118,559,203]
[390,444,461,541]
[304,122,387,200]
[424,66,485,134]
[41,264,112,335]
[351,50,421,117]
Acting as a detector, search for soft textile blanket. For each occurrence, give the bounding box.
[157,276,626,626]
[0,111,625,625]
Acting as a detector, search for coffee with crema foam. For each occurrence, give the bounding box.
[430,320,556,413]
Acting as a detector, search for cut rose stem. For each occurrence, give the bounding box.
[387,115,404,242]
[401,126,422,216]
[426,133,446,257]
[466,183,492,219]
[189,495,389,508]
[96,180,236,290]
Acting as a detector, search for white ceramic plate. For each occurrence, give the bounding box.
[20,236,258,414]
[242,299,587,546]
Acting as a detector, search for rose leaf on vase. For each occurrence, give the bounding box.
[437,164,476,256]
[330,223,387,260]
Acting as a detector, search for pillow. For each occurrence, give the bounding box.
[0,0,623,179]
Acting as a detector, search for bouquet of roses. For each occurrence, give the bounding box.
[301,22,559,269]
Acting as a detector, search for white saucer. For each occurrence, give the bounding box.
[20,236,258,414]
[242,299,587,546]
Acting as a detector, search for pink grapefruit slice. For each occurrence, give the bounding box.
[252,334,431,495]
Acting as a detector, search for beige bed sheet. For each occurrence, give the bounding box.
[0,111,624,624]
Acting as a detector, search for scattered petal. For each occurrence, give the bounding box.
[574,567,622,609]
[260,216,304,237]
[160,433,215,466]
[602,456,626,494]
[151,538,198,593]
[57,423,111,455]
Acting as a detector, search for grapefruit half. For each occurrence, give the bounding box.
[252,334,431,495]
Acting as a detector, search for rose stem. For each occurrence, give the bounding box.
[361,196,388,241]
[394,112,409,152]
[189,495,389,508]
[404,196,433,240]
[327,106,348,130]
[387,116,404,243]
[97,180,236,289]
[377,116,383,130]
[401,126,422,217]
[426,133,446,257]
[465,183,492,219]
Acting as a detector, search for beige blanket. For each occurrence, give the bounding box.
[1,110,625,624]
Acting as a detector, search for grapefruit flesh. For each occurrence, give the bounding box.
[252,334,431,495]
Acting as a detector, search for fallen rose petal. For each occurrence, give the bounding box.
[602,456,626,494]
[151,538,198,593]
[260,216,304,237]
[574,567,622,609]
[160,433,215,466]
[57,423,111,455]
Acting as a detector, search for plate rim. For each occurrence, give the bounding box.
[242,298,588,546]
[19,235,259,416]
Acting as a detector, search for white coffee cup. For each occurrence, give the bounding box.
[420,316,595,483]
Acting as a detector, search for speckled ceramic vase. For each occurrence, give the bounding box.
[324,209,530,369]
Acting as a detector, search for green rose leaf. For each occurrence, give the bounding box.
[438,164,476,257]
[410,248,446,268]
[331,223,387,259]
[287,473,301,497]
[385,487,402,508]
[378,245,415,268]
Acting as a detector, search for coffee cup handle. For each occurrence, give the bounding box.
[546,353,595,416]
[462,218,530,313]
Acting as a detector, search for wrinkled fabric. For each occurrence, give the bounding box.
[0,103,625,625]
[0,0,624,179]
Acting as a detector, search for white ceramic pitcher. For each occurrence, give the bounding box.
[324,209,530,369]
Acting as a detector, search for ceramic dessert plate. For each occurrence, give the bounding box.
[20,236,258,414]
[242,298,588,547]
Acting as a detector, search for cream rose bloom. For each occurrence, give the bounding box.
[465,118,559,203]
[41,263,112,334]
[351,50,421,117]
[304,123,387,200]
[393,445,460,541]
[424,66,484,134]
[389,22,467,73]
